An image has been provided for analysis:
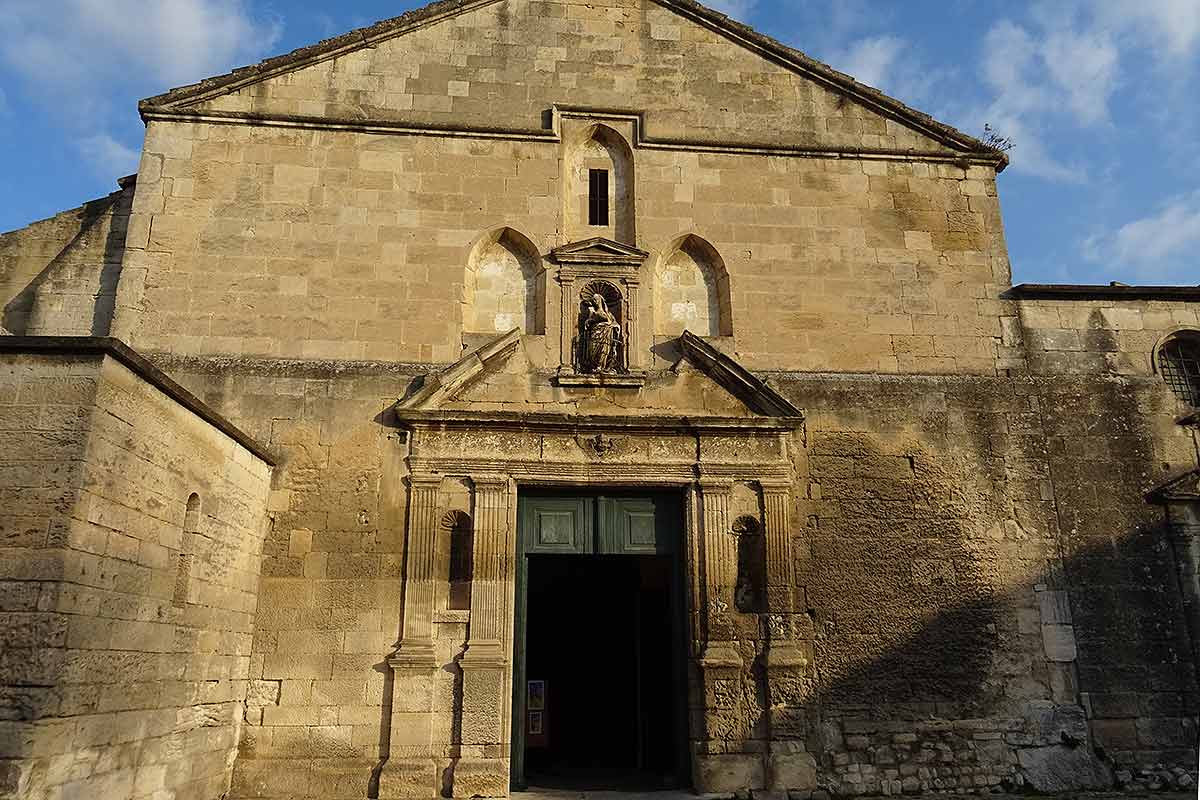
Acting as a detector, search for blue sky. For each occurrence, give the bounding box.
[1,0,1198,285]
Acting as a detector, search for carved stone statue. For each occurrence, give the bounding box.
[580,292,623,373]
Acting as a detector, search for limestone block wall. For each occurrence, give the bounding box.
[149,357,414,799]
[176,0,960,155]
[0,345,272,800]
[0,183,133,337]
[113,119,1010,375]
[1013,296,1200,379]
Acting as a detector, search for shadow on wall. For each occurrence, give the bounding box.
[800,421,1199,796]
[1,186,131,336]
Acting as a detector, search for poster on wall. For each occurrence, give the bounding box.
[528,711,544,735]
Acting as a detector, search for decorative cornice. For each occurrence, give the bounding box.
[0,336,275,466]
[1008,284,1200,302]
[393,408,800,433]
[1147,469,1200,504]
[395,328,521,410]
[678,331,804,419]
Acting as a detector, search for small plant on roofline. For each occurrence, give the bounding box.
[981,124,1015,153]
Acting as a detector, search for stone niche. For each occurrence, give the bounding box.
[550,237,649,387]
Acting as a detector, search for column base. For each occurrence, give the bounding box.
[377,759,439,799]
[390,640,438,671]
[450,758,510,799]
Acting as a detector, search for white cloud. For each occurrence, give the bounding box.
[833,35,903,88]
[1093,0,1200,59]
[1083,191,1200,279]
[77,134,140,178]
[0,0,279,179]
[0,0,280,95]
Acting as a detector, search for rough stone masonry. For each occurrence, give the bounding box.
[0,0,1198,798]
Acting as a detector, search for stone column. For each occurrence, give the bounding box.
[624,278,640,370]
[380,473,442,798]
[455,476,514,799]
[557,274,575,372]
[395,474,442,665]
[693,479,748,794]
[699,479,738,653]
[759,481,815,794]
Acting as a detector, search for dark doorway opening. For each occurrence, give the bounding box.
[522,554,682,790]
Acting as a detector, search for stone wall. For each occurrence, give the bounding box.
[113,117,1009,375]
[0,346,272,800]
[1013,295,1200,379]
[782,371,1197,795]
[0,183,132,337]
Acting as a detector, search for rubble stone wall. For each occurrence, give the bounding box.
[0,350,271,800]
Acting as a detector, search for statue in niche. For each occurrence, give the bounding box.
[577,283,625,374]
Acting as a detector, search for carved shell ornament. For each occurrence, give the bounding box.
[440,510,472,531]
[732,515,761,535]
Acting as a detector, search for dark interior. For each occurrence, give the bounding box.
[523,554,682,790]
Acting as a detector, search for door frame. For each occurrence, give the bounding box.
[510,490,689,790]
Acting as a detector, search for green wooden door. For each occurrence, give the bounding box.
[511,492,682,789]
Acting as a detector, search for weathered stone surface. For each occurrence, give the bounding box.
[1016,745,1113,792]
[0,0,1198,797]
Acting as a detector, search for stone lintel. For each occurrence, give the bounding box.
[396,408,802,434]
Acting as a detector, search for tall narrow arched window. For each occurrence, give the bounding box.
[442,510,474,611]
[1157,332,1200,406]
[174,493,201,607]
[564,124,635,245]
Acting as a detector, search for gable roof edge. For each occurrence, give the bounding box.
[137,0,1006,167]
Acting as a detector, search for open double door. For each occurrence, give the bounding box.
[512,492,689,791]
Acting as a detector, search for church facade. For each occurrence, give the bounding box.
[1,0,1199,798]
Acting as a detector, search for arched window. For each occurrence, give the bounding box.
[564,124,635,245]
[654,235,732,337]
[174,493,201,607]
[1158,332,1200,406]
[463,227,544,334]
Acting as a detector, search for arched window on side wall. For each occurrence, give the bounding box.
[174,493,201,607]
[1157,331,1200,406]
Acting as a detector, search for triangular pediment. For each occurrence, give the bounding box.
[1147,469,1200,504]
[139,0,1003,166]
[393,328,801,424]
[549,238,649,267]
